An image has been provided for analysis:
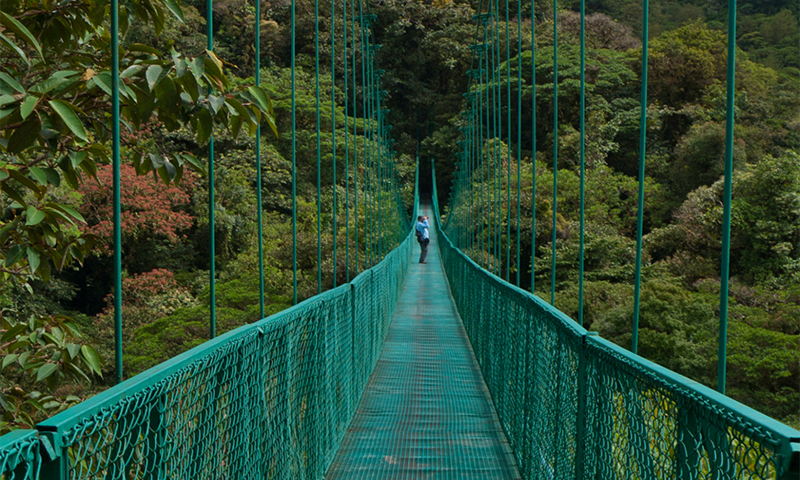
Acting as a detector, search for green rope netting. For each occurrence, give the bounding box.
[450,0,741,396]
[0,231,414,479]
[434,167,800,480]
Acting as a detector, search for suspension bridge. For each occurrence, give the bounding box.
[0,0,799,476]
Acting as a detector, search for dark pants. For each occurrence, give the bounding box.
[418,239,428,263]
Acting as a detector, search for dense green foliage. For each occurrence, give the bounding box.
[0,0,796,433]
[432,2,799,427]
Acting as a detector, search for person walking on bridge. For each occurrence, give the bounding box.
[415,215,430,264]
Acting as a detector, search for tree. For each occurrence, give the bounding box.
[79,164,194,256]
[0,0,277,289]
[0,315,103,434]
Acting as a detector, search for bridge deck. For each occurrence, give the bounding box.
[326,209,520,479]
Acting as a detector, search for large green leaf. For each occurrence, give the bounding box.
[196,107,213,145]
[29,75,74,95]
[91,72,113,95]
[35,363,58,382]
[48,100,88,142]
[0,95,16,108]
[80,345,102,376]
[0,72,24,93]
[6,118,41,153]
[146,65,164,91]
[0,12,43,59]
[208,95,224,114]
[25,206,45,226]
[178,153,207,175]
[5,245,25,267]
[154,76,178,109]
[43,168,60,186]
[26,247,40,272]
[247,86,271,113]
[19,95,37,119]
[2,354,18,369]
[162,0,186,22]
[66,343,80,360]
[8,170,41,195]
[0,32,29,65]
[128,43,162,56]
[1,183,26,207]
[51,204,85,223]
[246,87,279,138]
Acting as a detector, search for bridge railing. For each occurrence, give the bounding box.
[431,180,800,480]
[0,231,413,480]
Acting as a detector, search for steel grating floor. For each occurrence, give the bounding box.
[326,209,521,479]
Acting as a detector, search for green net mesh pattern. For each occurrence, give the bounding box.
[326,206,520,479]
[433,187,800,480]
[15,234,412,480]
[0,431,41,480]
[584,337,800,480]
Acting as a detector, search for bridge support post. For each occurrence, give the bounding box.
[37,433,66,480]
[574,332,597,480]
[787,447,800,480]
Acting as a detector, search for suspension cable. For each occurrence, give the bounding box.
[208,0,217,334]
[256,0,265,319]
[316,0,322,294]
[550,0,558,306]
[632,0,649,352]
[578,0,586,326]
[331,0,338,287]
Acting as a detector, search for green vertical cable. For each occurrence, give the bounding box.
[515,0,521,287]
[492,6,501,276]
[470,107,476,252]
[493,4,502,276]
[315,0,322,294]
[344,0,350,282]
[363,43,371,267]
[374,82,380,259]
[365,46,372,266]
[530,0,536,293]
[486,19,495,269]
[291,0,297,305]
[256,0,264,318]
[359,11,367,267]
[482,30,489,269]
[470,86,476,245]
[331,0,338,287]
[352,0,359,274]
[578,0,586,327]
[505,0,512,282]
[632,0,649,354]
[718,0,737,395]
[378,89,383,258]
[207,0,216,337]
[483,21,492,266]
[467,106,473,251]
[373,75,379,260]
[550,0,558,306]
[381,105,387,256]
[111,0,122,384]
[479,47,485,267]
[370,63,377,263]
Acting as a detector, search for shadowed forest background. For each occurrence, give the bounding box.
[0,0,797,432]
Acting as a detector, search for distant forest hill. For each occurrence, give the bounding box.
[582,0,799,72]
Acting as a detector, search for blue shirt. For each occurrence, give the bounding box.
[415,219,429,240]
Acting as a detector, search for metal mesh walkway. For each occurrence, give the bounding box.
[326,208,521,479]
